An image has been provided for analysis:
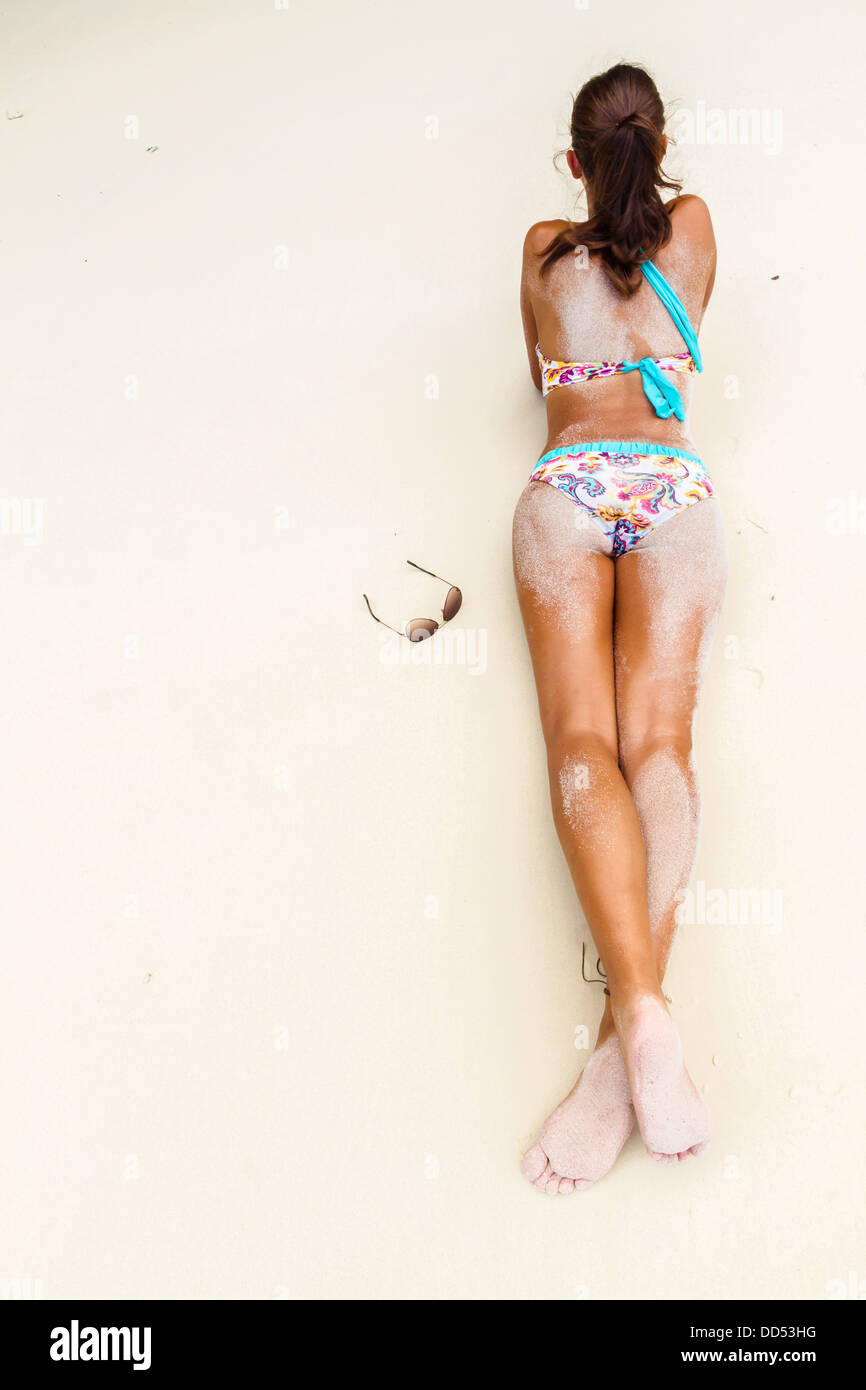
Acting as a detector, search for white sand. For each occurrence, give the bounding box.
[1,0,865,1300]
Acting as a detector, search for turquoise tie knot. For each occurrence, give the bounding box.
[621,356,686,422]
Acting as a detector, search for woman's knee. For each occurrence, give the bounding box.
[618,728,694,786]
[545,721,619,778]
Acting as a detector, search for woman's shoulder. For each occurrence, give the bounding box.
[666,196,716,277]
[523,219,570,258]
[664,196,717,310]
[667,194,715,243]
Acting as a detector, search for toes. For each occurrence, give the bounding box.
[521,1143,548,1182]
[533,1165,562,1195]
[558,1177,575,1194]
[649,1142,709,1164]
[574,1177,593,1191]
[532,1160,554,1191]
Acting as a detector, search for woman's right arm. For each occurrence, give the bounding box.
[670,195,717,312]
[520,247,542,391]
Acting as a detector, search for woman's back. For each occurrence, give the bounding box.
[522,196,716,456]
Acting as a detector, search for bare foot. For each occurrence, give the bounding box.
[521,1035,634,1194]
[617,994,710,1163]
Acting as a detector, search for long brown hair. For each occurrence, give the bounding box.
[540,64,681,297]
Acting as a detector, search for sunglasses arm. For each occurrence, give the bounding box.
[405,560,458,591]
[362,594,404,637]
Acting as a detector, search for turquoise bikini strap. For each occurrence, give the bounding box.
[640,259,703,372]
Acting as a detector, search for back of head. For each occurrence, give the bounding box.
[542,63,681,297]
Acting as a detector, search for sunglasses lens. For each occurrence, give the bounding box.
[406,619,438,642]
[442,586,462,622]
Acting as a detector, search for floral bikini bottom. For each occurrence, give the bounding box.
[529,440,715,558]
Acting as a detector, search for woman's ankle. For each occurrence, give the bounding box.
[608,978,667,1026]
[596,1001,617,1048]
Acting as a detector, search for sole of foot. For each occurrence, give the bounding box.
[521,1036,635,1195]
[623,995,710,1163]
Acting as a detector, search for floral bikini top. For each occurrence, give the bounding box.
[535,258,703,424]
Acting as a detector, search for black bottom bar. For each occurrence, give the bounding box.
[0,1298,858,1375]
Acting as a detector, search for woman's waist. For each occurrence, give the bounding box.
[543,414,698,461]
[542,377,697,456]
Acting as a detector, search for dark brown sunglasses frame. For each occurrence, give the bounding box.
[362,560,462,641]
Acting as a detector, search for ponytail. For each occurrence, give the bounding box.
[540,64,682,297]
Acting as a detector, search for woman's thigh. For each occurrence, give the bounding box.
[513,481,617,751]
[613,499,728,756]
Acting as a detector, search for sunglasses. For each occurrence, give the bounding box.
[363,560,463,642]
